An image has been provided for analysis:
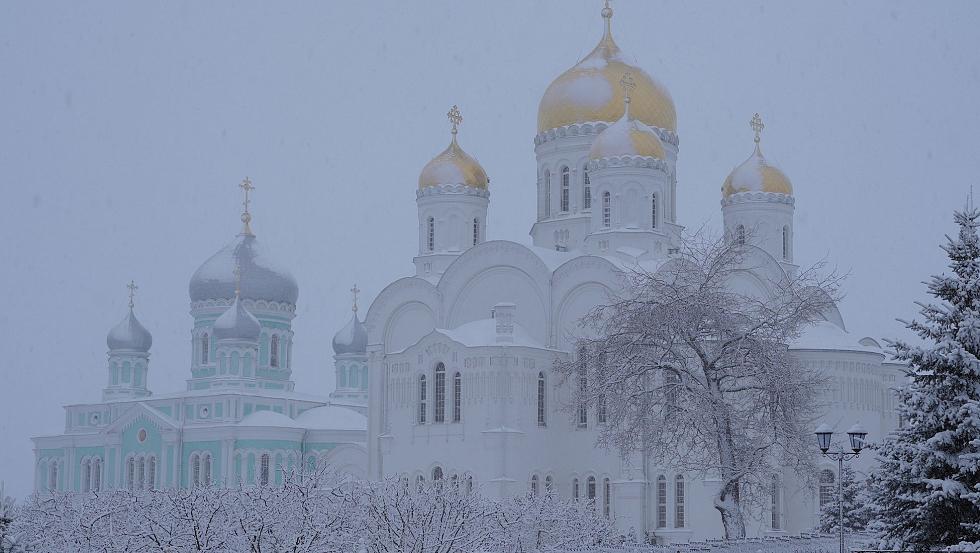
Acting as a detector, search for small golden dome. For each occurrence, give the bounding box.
[419,106,489,190]
[722,115,793,198]
[537,5,676,134]
[589,86,665,160]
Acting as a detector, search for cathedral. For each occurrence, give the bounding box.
[35,3,904,542]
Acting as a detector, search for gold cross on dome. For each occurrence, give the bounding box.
[447,105,463,136]
[127,280,138,309]
[620,72,636,101]
[350,283,361,313]
[750,113,765,143]
[239,176,255,235]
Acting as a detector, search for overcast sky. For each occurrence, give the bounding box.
[2,0,978,499]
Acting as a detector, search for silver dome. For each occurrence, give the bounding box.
[213,296,261,342]
[107,309,153,351]
[332,312,367,355]
[189,233,298,305]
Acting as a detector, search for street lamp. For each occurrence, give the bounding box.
[814,423,869,553]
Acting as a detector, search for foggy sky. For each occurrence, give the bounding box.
[2,0,978,499]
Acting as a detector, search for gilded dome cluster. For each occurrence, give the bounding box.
[537,5,676,134]
[722,114,793,198]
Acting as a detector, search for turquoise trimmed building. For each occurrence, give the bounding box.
[32,202,369,493]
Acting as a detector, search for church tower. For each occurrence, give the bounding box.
[414,105,490,278]
[206,265,262,389]
[330,284,368,413]
[532,1,678,253]
[721,114,795,266]
[103,281,152,401]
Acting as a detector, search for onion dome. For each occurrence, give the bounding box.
[107,309,153,351]
[418,105,488,190]
[538,3,675,134]
[189,233,298,304]
[589,74,665,160]
[213,295,261,342]
[333,286,368,355]
[722,114,793,198]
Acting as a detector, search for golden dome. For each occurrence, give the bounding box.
[589,92,665,160]
[722,115,793,198]
[419,106,489,190]
[537,5,676,134]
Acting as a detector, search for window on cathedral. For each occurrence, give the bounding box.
[473,218,480,246]
[432,466,443,481]
[192,454,201,487]
[47,462,58,492]
[260,454,271,486]
[573,478,580,501]
[782,225,790,260]
[603,478,611,518]
[530,474,539,496]
[465,474,474,494]
[771,475,781,530]
[82,459,91,492]
[427,217,435,252]
[587,476,597,508]
[201,333,209,364]
[92,458,102,492]
[127,458,135,491]
[736,224,746,246]
[434,363,446,423]
[202,453,211,486]
[147,456,156,490]
[544,475,554,494]
[560,166,570,212]
[602,192,611,227]
[675,475,686,528]
[418,374,427,424]
[652,193,658,229]
[656,475,667,528]
[577,353,588,428]
[819,469,835,507]
[136,457,145,491]
[270,335,280,368]
[597,393,606,424]
[583,165,591,209]
[537,372,547,426]
[543,170,551,217]
[416,474,425,493]
[453,371,462,423]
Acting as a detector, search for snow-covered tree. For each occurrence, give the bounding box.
[555,230,840,538]
[867,208,980,550]
[817,465,869,534]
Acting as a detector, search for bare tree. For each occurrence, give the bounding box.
[555,230,839,538]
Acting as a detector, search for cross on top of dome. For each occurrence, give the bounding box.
[750,113,765,144]
[350,283,360,313]
[447,105,462,136]
[127,280,138,309]
[621,72,635,104]
[239,176,255,235]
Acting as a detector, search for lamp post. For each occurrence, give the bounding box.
[815,423,868,553]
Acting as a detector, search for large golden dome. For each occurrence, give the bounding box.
[537,5,676,134]
[419,106,489,190]
[722,114,793,198]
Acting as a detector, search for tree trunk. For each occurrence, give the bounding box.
[714,479,746,539]
[709,378,746,539]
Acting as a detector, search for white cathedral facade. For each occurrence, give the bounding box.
[35,3,904,543]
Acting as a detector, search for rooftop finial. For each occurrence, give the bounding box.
[127,280,138,310]
[750,113,765,144]
[239,176,255,236]
[233,262,242,298]
[620,71,635,117]
[350,283,361,313]
[601,0,613,38]
[447,105,463,143]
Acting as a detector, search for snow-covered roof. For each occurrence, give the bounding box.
[790,320,882,354]
[437,318,549,349]
[107,308,153,351]
[295,405,367,431]
[238,410,300,428]
[212,296,261,342]
[332,312,367,355]
[189,232,298,304]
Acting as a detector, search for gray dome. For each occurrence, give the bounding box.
[213,296,261,342]
[107,309,152,352]
[189,233,298,305]
[332,313,367,355]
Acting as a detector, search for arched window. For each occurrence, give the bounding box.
[48,461,58,492]
[587,476,597,507]
[543,170,551,217]
[583,165,591,209]
[537,372,547,426]
[735,224,746,246]
[577,353,588,428]
[434,363,446,423]
[602,192,611,227]
[771,475,781,530]
[427,217,435,252]
[465,474,474,494]
[453,372,462,423]
[651,193,658,229]
[473,218,480,246]
[782,225,790,260]
[136,457,146,491]
[192,453,201,487]
[432,466,443,481]
[675,475,685,528]
[597,393,607,424]
[530,474,540,496]
[202,453,211,486]
[603,477,611,518]
[127,457,135,491]
[560,166,570,212]
[573,478,580,500]
[147,456,156,490]
[270,335,280,368]
[418,374,427,424]
[260,453,271,486]
[92,458,102,492]
[665,370,681,418]
[819,469,835,507]
[545,475,554,494]
[416,474,425,493]
[201,333,209,364]
[81,459,91,492]
[656,475,667,528]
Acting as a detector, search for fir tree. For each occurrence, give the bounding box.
[818,465,869,534]
[867,208,980,550]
